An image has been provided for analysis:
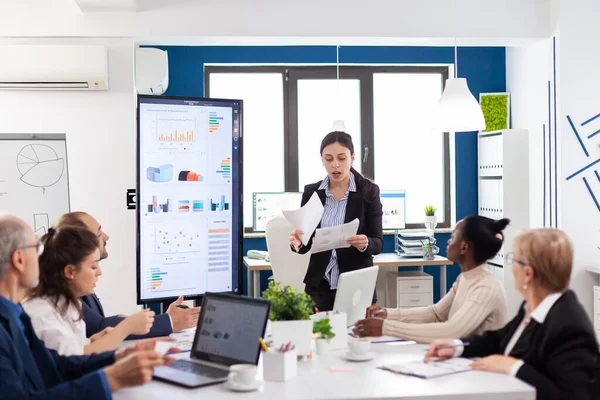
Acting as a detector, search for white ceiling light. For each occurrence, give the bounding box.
[432,1,486,133]
[331,45,347,132]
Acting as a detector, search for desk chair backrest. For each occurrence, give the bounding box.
[265,215,311,292]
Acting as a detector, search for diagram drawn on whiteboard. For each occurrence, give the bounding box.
[33,213,50,236]
[17,144,65,191]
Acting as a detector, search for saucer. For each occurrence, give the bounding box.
[223,379,263,392]
[343,351,376,362]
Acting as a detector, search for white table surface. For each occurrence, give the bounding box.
[114,342,535,400]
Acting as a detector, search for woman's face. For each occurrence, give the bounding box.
[446,220,465,262]
[66,248,102,298]
[511,246,529,296]
[321,141,354,183]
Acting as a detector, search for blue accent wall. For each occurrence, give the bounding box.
[148,45,506,302]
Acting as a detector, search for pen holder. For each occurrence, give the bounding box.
[422,243,434,260]
[262,348,297,382]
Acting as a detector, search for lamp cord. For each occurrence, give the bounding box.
[454,0,458,78]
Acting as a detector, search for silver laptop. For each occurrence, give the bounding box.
[153,292,271,388]
[333,266,379,326]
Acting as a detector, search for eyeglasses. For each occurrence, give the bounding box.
[505,252,530,268]
[17,241,44,256]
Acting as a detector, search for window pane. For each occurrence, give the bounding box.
[297,79,361,190]
[208,73,285,228]
[373,73,444,224]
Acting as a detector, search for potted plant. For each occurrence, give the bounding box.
[312,318,335,355]
[262,281,315,356]
[424,205,437,230]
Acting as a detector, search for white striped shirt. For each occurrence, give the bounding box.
[318,173,357,289]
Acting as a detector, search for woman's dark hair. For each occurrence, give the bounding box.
[319,131,377,199]
[460,216,510,264]
[31,226,99,319]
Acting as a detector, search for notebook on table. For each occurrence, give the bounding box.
[378,357,473,379]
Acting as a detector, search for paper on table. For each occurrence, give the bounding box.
[311,218,359,253]
[282,192,324,246]
[379,357,473,379]
[154,340,172,355]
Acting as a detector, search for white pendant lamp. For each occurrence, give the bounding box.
[331,45,347,132]
[432,2,486,132]
[332,119,347,131]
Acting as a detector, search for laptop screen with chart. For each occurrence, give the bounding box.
[137,95,243,303]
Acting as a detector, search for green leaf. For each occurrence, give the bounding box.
[313,318,336,339]
[261,280,315,321]
[424,205,437,216]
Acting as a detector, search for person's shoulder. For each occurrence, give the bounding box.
[23,296,59,318]
[303,181,322,193]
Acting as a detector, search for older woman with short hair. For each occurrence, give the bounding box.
[426,228,600,400]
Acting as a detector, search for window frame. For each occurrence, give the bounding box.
[205,65,451,230]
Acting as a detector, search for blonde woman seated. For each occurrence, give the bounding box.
[426,229,600,400]
[23,226,155,356]
[353,216,508,343]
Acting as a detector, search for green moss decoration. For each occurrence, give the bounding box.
[480,94,509,132]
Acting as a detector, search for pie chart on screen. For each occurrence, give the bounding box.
[17,144,65,188]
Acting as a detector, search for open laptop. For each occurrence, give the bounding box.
[153,292,271,388]
[333,265,379,326]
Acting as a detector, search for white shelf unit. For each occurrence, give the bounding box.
[478,129,530,315]
[385,271,433,309]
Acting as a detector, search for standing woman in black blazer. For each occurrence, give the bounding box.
[289,131,383,311]
[425,228,600,400]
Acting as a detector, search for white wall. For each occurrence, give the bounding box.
[506,39,552,229]
[557,0,600,317]
[0,0,550,41]
[0,38,139,316]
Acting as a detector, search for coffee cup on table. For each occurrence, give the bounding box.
[228,364,257,386]
[347,338,371,356]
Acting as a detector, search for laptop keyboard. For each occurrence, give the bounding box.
[170,360,229,379]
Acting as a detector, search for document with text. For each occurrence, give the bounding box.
[311,218,359,253]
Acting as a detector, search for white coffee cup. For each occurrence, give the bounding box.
[347,338,371,356]
[228,364,257,386]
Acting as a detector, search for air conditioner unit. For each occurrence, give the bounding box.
[0,45,108,90]
[135,47,169,95]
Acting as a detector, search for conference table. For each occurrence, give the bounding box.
[114,341,535,400]
[244,254,454,305]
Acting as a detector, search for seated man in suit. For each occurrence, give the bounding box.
[0,214,174,399]
[53,212,201,339]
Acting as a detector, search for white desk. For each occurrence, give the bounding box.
[244,254,453,304]
[114,343,534,400]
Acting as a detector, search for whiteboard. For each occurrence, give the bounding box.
[0,134,70,235]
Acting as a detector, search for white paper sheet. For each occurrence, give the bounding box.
[282,192,324,246]
[154,340,173,355]
[380,357,473,379]
[311,218,359,253]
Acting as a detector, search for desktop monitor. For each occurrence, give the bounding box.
[381,190,406,230]
[136,95,243,304]
[252,192,303,232]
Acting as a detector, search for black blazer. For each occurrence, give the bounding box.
[81,293,173,339]
[297,177,383,287]
[0,299,115,400]
[462,290,600,400]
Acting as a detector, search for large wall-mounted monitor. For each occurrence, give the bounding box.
[137,95,243,304]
